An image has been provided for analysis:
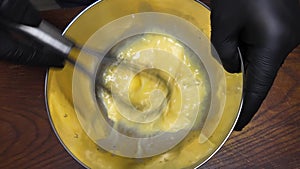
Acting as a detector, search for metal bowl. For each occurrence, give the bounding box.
[45,0,243,168]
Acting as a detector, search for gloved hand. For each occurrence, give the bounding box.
[211,0,300,130]
[0,0,65,67]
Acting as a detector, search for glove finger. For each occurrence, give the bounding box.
[234,12,300,131]
[0,0,41,26]
[0,31,65,67]
[234,47,287,131]
[211,0,242,73]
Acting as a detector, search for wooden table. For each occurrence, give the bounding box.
[0,2,299,169]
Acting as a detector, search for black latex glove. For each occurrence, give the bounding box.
[0,0,65,67]
[211,0,300,130]
[55,0,95,8]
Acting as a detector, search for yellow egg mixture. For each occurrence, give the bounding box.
[47,0,243,168]
[49,34,242,169]
[97,33,209,136]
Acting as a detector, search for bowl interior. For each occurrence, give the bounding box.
[46,0,243,168]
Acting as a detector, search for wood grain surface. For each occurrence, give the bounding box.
[0,2,299,169]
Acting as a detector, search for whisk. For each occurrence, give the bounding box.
[1,18,172,119]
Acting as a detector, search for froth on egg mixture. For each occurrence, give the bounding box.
[94,33,211,158]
